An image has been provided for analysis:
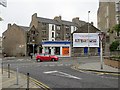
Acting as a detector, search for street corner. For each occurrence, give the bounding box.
[71,64,120,76]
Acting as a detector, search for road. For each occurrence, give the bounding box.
[2,57,119,89]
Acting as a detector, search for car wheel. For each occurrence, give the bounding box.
[51,58,55,61]
[37,59,41,62]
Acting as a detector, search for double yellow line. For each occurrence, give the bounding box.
[29,77,51,90]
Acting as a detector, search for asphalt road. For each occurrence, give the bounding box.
[2,57,119,89]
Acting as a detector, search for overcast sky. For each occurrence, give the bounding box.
[0,0,99,36]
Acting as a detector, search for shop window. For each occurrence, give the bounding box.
[55,47,60,55]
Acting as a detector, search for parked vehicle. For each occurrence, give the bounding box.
[36,53,59,62]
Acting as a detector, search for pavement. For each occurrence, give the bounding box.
[0,56,120,89]
[1,68,51,90]
[76,62,120,74]
[0,56,50,90]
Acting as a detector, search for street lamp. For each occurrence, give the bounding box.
[88,11,90,56]
[32,39,35,56]
[98,32,105,69]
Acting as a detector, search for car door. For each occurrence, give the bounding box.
[44,54,50,61]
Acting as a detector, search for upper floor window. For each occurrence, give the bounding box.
[66,33,70,37]
[66,26,69,31]
[42,30,46,35]
[52,32,54,38]
[42,23,47,30]
[57,25,61,30]
[42,38,47,41]
[56,33,60,37]
[52,25,54,30]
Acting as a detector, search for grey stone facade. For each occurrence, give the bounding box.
[97,1,120,55]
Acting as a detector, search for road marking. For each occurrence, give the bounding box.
[65,64,71,66]
[43,70,81,80]
[57,64,63,66]
[49,64,55,66]
[44,71,58,74]
[18,59,24,61]
[44,65,48,66]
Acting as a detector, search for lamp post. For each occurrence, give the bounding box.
[32,39,35,56]
[88,11,90,56]
[98,32,104,69]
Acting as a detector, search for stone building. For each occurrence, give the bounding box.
[97,1,120,54]
[30,13,86,42]
[2,24,29,56]
[0,37,2,54]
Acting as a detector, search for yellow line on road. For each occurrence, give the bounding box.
[29,77,51,89]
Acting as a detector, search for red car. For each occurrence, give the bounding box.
[36,53,59,62]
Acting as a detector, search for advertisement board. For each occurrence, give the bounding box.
[73,33,99,47]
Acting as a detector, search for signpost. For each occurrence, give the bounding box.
[98,32,105,69]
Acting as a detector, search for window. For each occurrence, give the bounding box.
[42,38,47,41]
[66,26,69,31]
[52,25,54,30]
[57,25,60,30]
[52,39,54,41]
[52,32,54,38]
[42,23,47,30]
[42,30,46,35]
[56,33,60,37]
[66,33,69,37]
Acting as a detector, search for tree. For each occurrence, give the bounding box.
[113,24,120,36]
[0,17,3,21]
[109,40,120,51]
[109,24,120,36]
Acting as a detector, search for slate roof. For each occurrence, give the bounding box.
[73,23,100,33]
[37,17,60,25]
[19,26,30,31]
[37,17,77,26]
[61,20,76,26]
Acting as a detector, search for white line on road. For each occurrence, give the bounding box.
[57,64,63,66]
[43,71,58,74]
[43,70,81,80]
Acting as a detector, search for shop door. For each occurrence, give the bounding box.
[84,47,88,55]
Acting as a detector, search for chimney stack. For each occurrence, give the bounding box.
[54,16,62,22]
[91,22,94,25]
[8,24,11,29]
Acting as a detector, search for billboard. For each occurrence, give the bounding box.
[73,33,99,47]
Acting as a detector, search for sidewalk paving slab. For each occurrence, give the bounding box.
[78,62,120,73]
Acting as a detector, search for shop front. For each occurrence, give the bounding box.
[41,41,71,57]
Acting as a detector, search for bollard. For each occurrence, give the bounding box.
[1,62,3,74]
[8,64,10,78]
[16,66,19,85]
[27,73,29,90]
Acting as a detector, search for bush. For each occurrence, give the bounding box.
[109,40,120,51]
